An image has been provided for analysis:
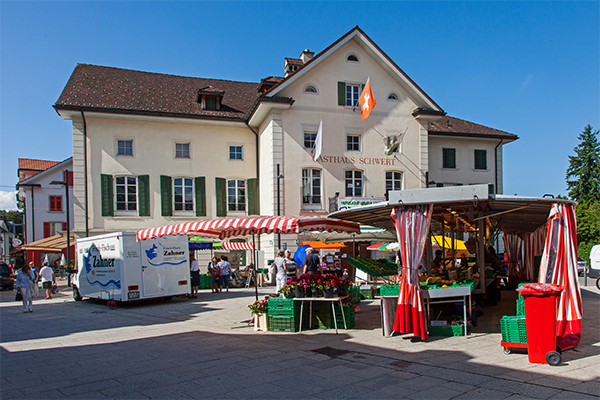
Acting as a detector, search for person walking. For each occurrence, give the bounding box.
[39,261,55,300]
[16,264,33,313]
[29,261,40,298]
[303,248,322,275]
[274,250,288,293]
[284,250,297,278]
[218,255,231,293]
[189,253,200,298]
[208,256,220,293]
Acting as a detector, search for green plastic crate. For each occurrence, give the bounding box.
[349,286,361,304]
[267,297,301,317]
[500,316,527,343]
[360,288,374,300]
[268,316,299,332]
[516,297,525,316]
[380,285,400,297]
[428,324,470,337]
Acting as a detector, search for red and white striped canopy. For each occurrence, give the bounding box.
[221,242,255,250]
[136,215,360,241]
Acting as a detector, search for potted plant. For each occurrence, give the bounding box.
[289,277,305,298]
[248,298,269,331]
[322,274,341,298]
[279,283,293,298]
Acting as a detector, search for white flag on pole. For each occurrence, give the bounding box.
[313,120,323,162]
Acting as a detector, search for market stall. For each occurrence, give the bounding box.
[329,185,582,345]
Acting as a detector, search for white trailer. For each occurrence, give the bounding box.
[73,232,190,301]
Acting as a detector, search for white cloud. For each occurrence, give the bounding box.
[0,190,18,211]
[521,74,533,90]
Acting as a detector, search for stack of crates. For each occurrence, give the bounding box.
[500,316,527,343]
[332,304,355,329]
[349,285,361,304]
[267,298,302,332]
[199,275,212,290]
[360,285,374,300]
[310,302,355,329]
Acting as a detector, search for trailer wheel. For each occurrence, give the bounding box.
[73,285,82,301]
[503,347,511,355]
[546,351,561,366]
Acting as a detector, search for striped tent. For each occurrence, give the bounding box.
[392,204,433,340]
[137,216,360,241]
[538,203,582,351]
[221,242,255,250]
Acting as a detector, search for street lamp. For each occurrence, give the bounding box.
[276,164,284,250]
[50,170,71,286]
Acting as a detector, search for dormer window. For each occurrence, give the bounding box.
[387,93,399,101]
[347,54,359,62]
[304,85,318,94]
[197,86,224,111]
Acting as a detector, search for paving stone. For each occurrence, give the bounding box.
[451,387,513,399]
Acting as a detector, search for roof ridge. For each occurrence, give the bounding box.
[76,63,260,85]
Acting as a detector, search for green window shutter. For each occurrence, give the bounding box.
[215,177,227,217]
[475,150,487,170]
[160,175,172,217]
[337,81,346,106]
[101,174,114,217]
[195,176,206,217]
[488,184,495,195]
[138,175,150,216]
[247,178,258,215]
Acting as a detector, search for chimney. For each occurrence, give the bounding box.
[300,49,314,64]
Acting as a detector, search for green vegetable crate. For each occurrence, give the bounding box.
[268,316,300,332]
[267,297,300,317]
[199,275,212,290]
[428,324,470,337]
[380,285,400,297]
[349,286,361,304]
[500,316,527,343]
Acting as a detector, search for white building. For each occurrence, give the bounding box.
[54,27,517,258]
[16,158,74,244]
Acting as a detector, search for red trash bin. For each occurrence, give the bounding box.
[517,283,564,365]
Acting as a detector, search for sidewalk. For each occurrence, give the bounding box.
[1,279,598,399]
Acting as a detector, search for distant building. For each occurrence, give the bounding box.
[54,27,517,257]
[0,219,16,263]
[16,158,73,244]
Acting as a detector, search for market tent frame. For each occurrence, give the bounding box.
[329,184,577,293]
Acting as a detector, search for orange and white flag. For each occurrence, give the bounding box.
[359,77,376,120]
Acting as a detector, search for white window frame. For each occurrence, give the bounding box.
[116,139,134,157]
[345,169,364,197]
[174,142,191,159]
[49,222,62,236]
[302,168,322,210]
[229,145,243,161]
[385,171,403,196]
[303,131,317,150]
[227,179,246,212]
[346,134,361,151]
[114,175,138,216]
[173,177,194,216]
[346,83,360,107]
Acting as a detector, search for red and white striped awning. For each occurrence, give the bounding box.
[221,242,255,250]
[136,216,360,241]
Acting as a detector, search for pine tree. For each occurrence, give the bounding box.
[566,124,600,203]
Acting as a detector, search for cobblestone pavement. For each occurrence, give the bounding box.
[1,278,599,399]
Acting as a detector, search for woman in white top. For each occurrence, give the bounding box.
[274,250,288,293]
[190,254,200,298]
[16,264,33,313]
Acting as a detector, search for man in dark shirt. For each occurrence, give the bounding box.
[303,248,322,274]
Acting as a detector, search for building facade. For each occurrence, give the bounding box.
[16,158,74,244]
[54,27,517,258]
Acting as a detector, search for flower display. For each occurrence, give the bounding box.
[247,298,269,315]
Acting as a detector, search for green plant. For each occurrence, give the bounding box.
[248,298,268,315]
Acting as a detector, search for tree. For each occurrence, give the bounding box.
[576,201,600,260]
[566,124,600,203]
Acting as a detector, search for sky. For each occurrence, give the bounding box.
[1,1,598,211]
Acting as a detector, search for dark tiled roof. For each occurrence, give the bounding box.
[54,64,260,120]
[428,116,518,140]
[284,58,303,67]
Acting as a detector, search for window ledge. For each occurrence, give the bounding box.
[441,167,458,171]
[113,215,141,219]
[473,169,490,172]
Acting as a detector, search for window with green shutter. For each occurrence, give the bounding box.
[160,175,172,216]
[138,175,150,216]
[247,178,258,215]
[195,177,206,217]
[101,174,114,217]
[443,148,456,169]
[337,81,346,106]
[474,150,487,170]
[215,177,227,217]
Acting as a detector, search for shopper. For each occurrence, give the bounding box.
[189,253,200,298]
[284,250,297,278]
[303,248,322,275]
[29,261,40,298]
[39,261,55,299]
[274,250,288,293]
[218,255,232,293]
[15,264,33,313]
[208,257,220,293]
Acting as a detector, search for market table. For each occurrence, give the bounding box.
[295,296,349,334]
[380,285,472,337]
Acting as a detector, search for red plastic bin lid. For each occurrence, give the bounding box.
[516,283,563,296]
